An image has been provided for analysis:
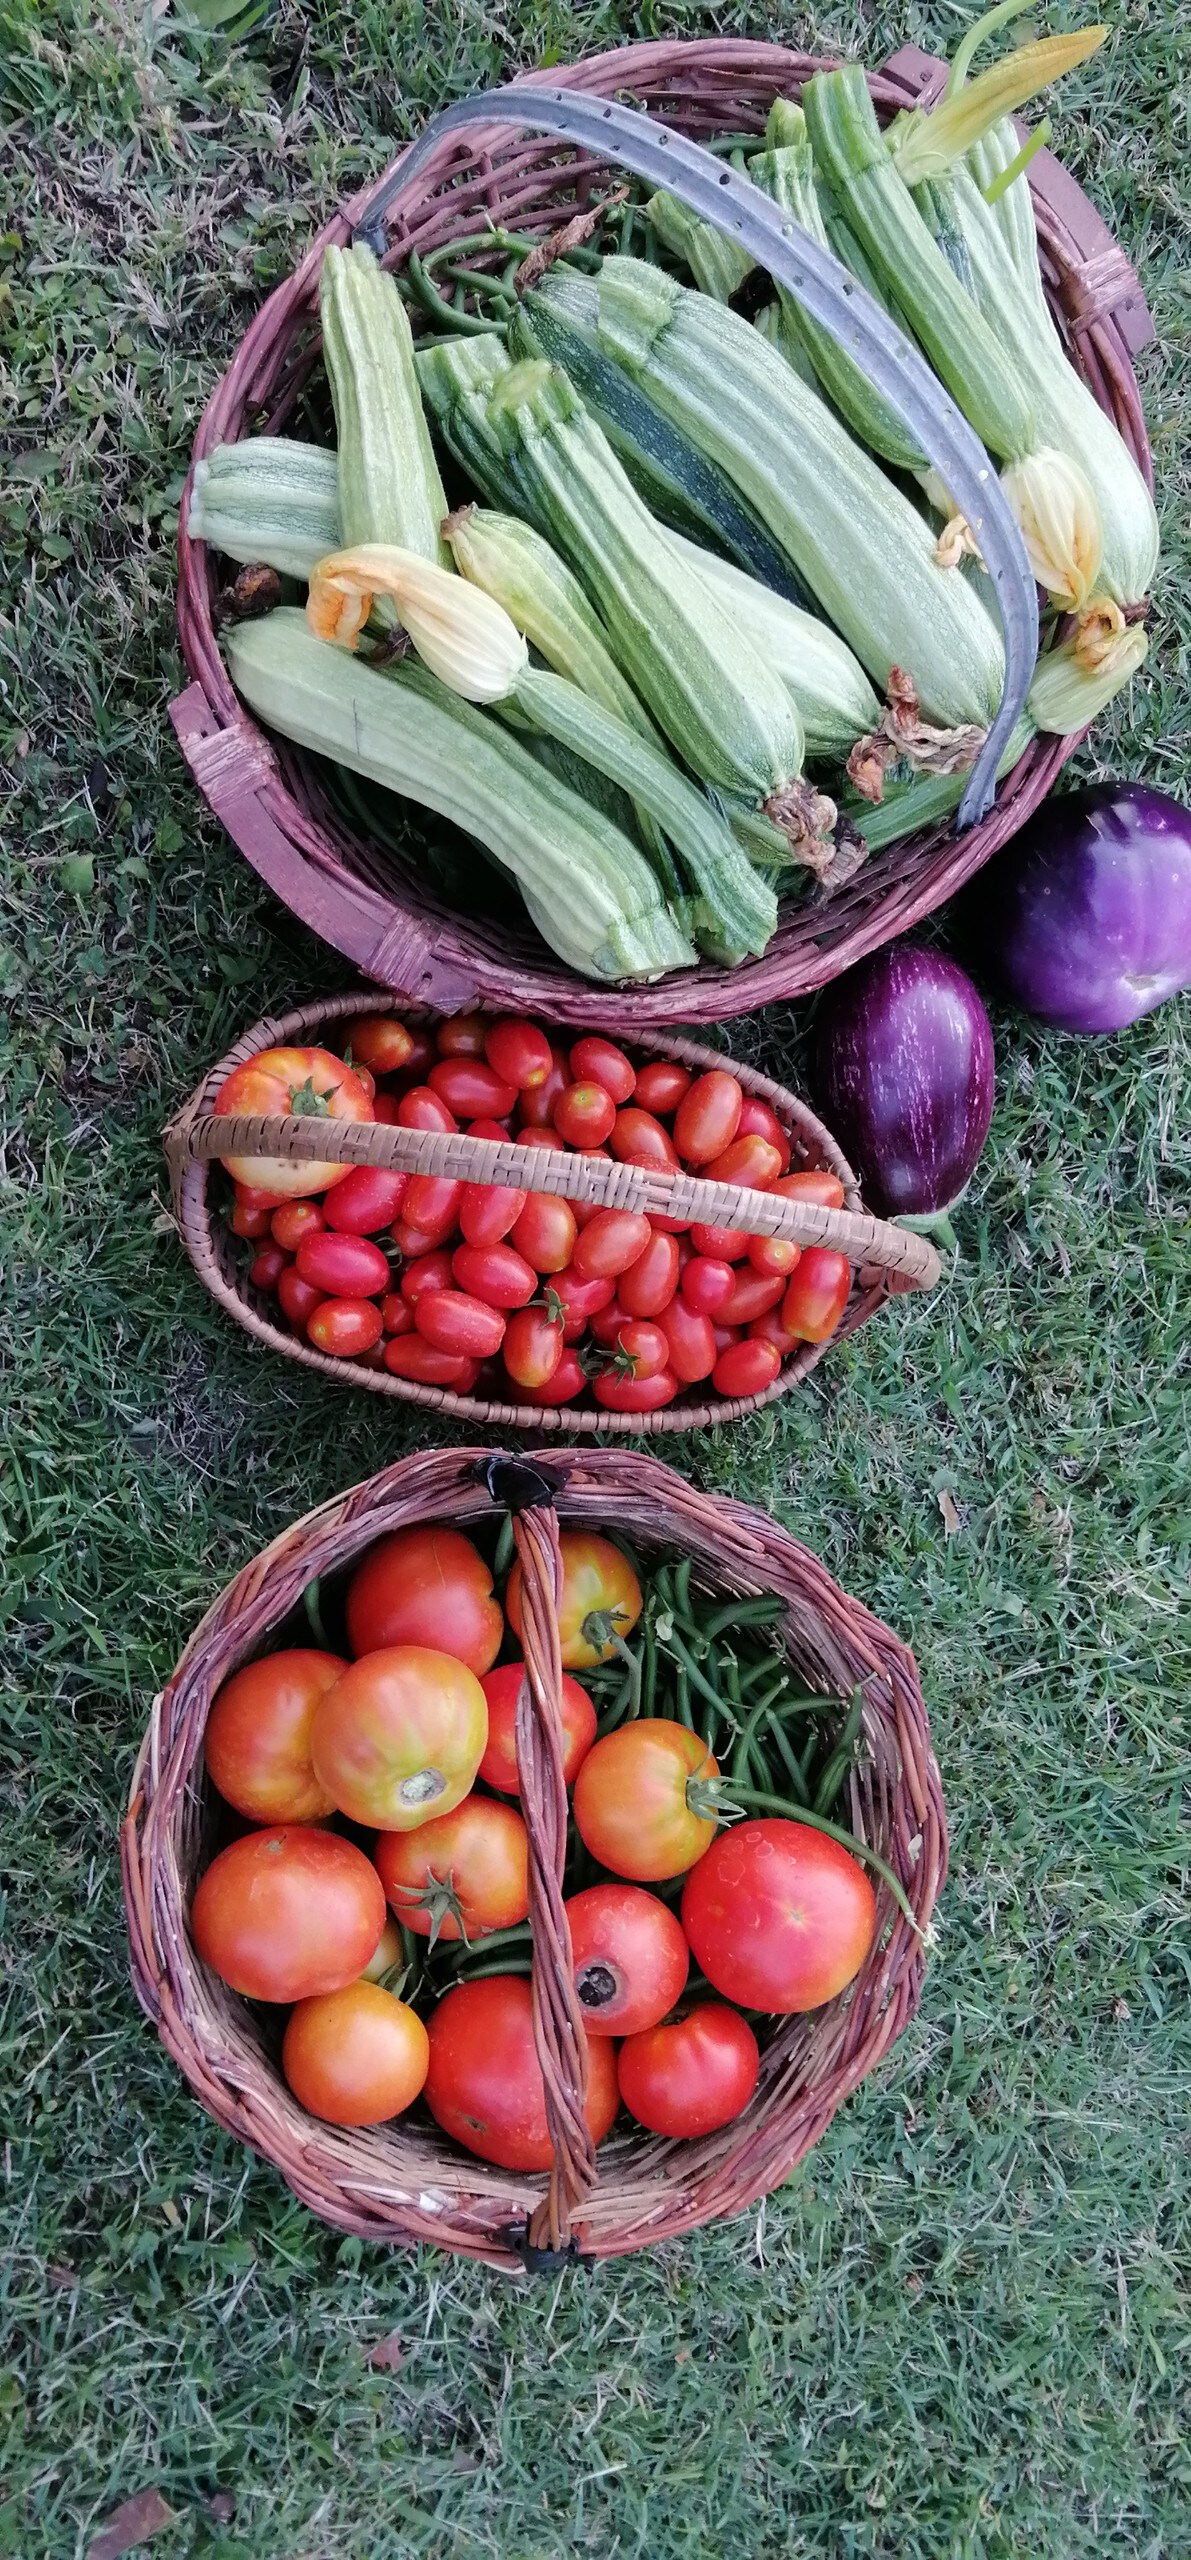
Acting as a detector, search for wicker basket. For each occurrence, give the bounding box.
[166,990,940,1436]
[172,37,1154,1027]
[121,1444,946,2269]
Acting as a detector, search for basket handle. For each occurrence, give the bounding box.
[168,1107,941,1290]
[350,81,1038,831]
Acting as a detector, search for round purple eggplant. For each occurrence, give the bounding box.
[976,781,1191,1034]
[813,943,995,1234]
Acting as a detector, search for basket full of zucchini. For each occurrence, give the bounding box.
[178,12,1157,1023]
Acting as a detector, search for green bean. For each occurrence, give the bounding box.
[698,1594,786,1642]
[675,1660,694,1730]
[493,1512,515,1581]
[673,1555,694,1619]
[663,1627,732,1725]
[763,1709,809,1799]
[406,250,506,336]
[302,1577,330,1650]
[642,1615,658,1717]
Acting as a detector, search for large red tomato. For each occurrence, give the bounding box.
[565,1884,689,2036]
[203,1648,345,1824]
[617,2005,759,2137]
[478,1662,597,1794]
[345,1526,503,1673]
[310,1647,488,1830]
[681,1818,877,2013]
[282,1982,429,2125]
[191,1827,385,2002]
[215,1046,373,1197]
[506,1531,642,1669]
[374,1797,529,1943]
[572,1722,718,1881]
[424,1975,619,2170]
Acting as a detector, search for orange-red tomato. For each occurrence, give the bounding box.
[674,1070,743,1165]
[458,1174,524,1248]
[451,1240,537,1308]
[501,1305,564,1392]
[593,1367,679,1413]
[680,1255,736,1316]
[569,1035,636,1104]
[191,1827,385,2001]
[399,1247,454,1304]
[618,1227,680,1318]
[347,1015,416,1074]
[424,1975,619,2169]
[681,1818,876,2013]
[485,1016,553,1090]
[720,1266,787,1326]
[216,1046,373,1198]
[249,1243,289,1294]
[573,1208,652,1280]
[782,1248,852,1345]
[544,1263,615,1339]
[658,1293,717,1384]
[323,1166,410,1234]
[516,1043,571,1128]
[554,1081,617,1150]
[375,1796,529,1941]
[507,1530,641,1669]
[396,1085,456,1135]
[514,1346,587,1406]
[633,1059,692,1117]
[413,1289,506,1359]
[478,1661,597,1793]
[566,1883,689,2036]
[781,1168,847,1209]
[436,1010,488,1057]
[310,1646,488,1830]
[282,1982,429,2125]
[346,1524,503,1671]
[269,1200,325,1252]
[511,1191,577,1274]
[617,2005,759,2137]
[572,1721,718,1881]
[704,1133,783,1190]
[277,1266,325,1330]
[401,1173,462,1240]
[307,1298,386,1358]
[735,1096,792,1171]
[609,1107,679,1173]
[296,1231,390,1297]
[204,1649,345,1824]
[711,1338,782,1399]
[429,1057,518,1120]
[382,1338,480,1390]
[381,1291,414,1335]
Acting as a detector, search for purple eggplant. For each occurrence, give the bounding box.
[975,781,1191,1034]
[813,943,994,1241]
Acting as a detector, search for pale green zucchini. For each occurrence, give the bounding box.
[188,437,339,580]
[663,530,881,758]
[320,244,450,566]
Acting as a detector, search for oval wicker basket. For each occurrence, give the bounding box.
[166,990,940,1436]
[172,37,1154,1028]
[121,1444,946,2270]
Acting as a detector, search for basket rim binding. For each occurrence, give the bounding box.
[172,36,1154,1024]
[120,1443,948,2270]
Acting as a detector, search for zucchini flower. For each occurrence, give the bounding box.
[307,543,528,703]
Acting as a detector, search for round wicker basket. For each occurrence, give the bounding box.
[172,37,1154,1027]
[121,1444,946,2270]
[166,990,940,1436]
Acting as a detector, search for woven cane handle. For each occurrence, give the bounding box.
[171,1108,940,1289]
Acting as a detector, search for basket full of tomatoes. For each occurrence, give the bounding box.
[164,993,941,1436]
[121,1445,945,2269]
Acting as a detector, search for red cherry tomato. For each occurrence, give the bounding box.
[573,1208,652,1280]
[617,1227,679,1318]
[347,1015,416,1075]
[690,1221,750,1261]
[658,1293,717,1383]
[429,1058,518,1120]
[192,1827,385,2002]
[382,1339,480,1390]
[458,1136,524,1245]
[436,1011,489,1057]
[380,1291,415,1335]
[547,1264,616,1337]
[680,1255,736,1316]
[396,1085,457,1134]
[514,1346,586,1406]
[592,1367,679,1413]
[391,1218,452,1261]
[277,1267,325,1330]
[516,1043,571,1128]
[346,1525,503,1669]
[748,1304,801,1359]
[502,1305,564,1391]
[782,1248,851,1344]
[682,1817,876,2013]
[307,1297,385,1358]
[566,1883,689,2036]
[375,1797,529,1941]
[633,1059,692,1117]
[323,1165,410,1234]
[369,1094,403,1125]
[282,1982,428,2126]
[231,1191,275,1240]
[617,2004,759,2137]
[674,1070,743,1165]
[401,1173,462,1242]
[607,1318,669,1379]
[512,1124,562,1153]
[573,1721,717,1880]
[554,1081,617,1150]
[711,1338,782,1398]
[609,1107,679,1173]
[271,1199,324,1251]
[720,1266,787,1326]
[569,1036,636,1105]
[205,1648,345,1824]
[485,1016,552,1091]
[398,1247,455,1304]
[451,1240,537,1309]
[249,1243,290,1293]
[748,1233,801,1278]
[215,1047,373,1198]
[424,1975,619,2170]
[588,1297,628,1349]
[782,1168,847,1208]
[479,1661,597,1794]
[295,1231,390,1298]
[735,1096,792,1171]
[511,1192,577,1275]
[414,1289,507,1359]
[704,1133,783,1189]
[712,1322,741,1352]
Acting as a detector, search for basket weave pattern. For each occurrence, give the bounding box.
[121,1446,947,2269]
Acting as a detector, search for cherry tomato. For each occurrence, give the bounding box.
[747,1305,802,1359]
[277,1267,325,1330]
[397,1086,457,1134]
[311,1645,488,1829]
[270,1199,324,1252]
[429,1058,518,1120]
[569,1035,636,1104]
[674,1070,743,1166]
[658,1293,717,1383]
[249,1243,289,1294]
[375,1797,529,1942]
[514,1347,587,1406]
[704,1133,783,1189]
[346,1524,502,1670]
[554,1081,617,1150]
[380,1291,415,1336]
[511,1192,577,1276]
[593,1368,679,1411]
[401,1173,462,1241]
[735,1096,791,1171]
[720,1267,787,1326]
[609,1107,679,1174]
[633,1059,692,1117]
[231,1190,275,1240]
[382,1339,480,1390]
[399,1248,455,1305]
[451,1241,536,1309]
[547,1264,616,1339]
[573,1208,652,1280]
[588,1297,629,1349]
[507,1530,641,1668]
[607,1318,669,1378]
[712,1322,741,1352]
[391,1217,453,1261]
[566,1884,689,2036]
[511,1124,562,1153]
[370,1094,403,1125]
[516,1043,571,1128]
[744,1170,825,1275]
[282,1982,429,2126]
[215,1046,373,1198]
[690,1221,750,1262]
[485,1016,552,1090]
[436,1011,489,1058]
[323,1165,410,1234]
[502,1305,564,1391]
[748,1234,801,1278]
[711,1339,782,1399]
[458,1175,524,1248]
[415,1289,507,1359]
[682,1817,876,2012]
[295,1231,390,1297]
[307,1297,385,1358]
[204,1648,345,1824]
[350,1063,376,1102]
[617,1228,679,1319]
[424,1975,619,2171]
[680,1255,736,1317]
[617,2004,759,2137]
[192,1827,385,2001]
[782,1248,851,1344]
[347,1015,416,1075]
[573,1722,718,1881]
[781,1168,847,1209]
[478,1662,597,1794]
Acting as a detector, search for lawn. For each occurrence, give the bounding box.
[2,0,1189,2552]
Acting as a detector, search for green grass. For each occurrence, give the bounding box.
[2,0,1190,2552]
